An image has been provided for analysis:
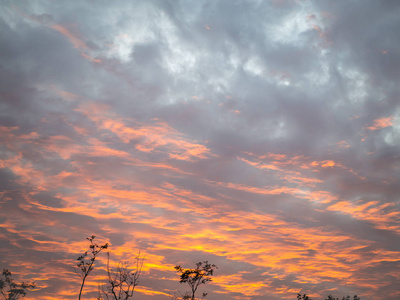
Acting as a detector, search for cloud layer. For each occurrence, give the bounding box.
[1,1,400,299]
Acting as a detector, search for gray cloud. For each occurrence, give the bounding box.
[1,1,399,299]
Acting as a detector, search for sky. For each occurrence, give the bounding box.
[0,0,400,299]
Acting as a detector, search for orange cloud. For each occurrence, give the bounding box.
[51,24,88,50]
[365,116,393,130]
[282,174,323,186]
[213,274,266,296]
[327,200,400,232]
[16,7,103,65]
[311,160,336,168]
[1,98,399,300]
[238,157,281,171]
[211,180,306,197]
[49,24,102,63]
[336,140,351,148]
[135,286,172,297]
[77,102,213,161]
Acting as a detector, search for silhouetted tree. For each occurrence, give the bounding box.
[98,251,143,300]
[297,293,312,300]
[0,269,35,300]
[75,235,108,300]
[174,261,217,300]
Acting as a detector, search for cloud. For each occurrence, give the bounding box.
[365,116,394,131]
[76,102,213,161]
[1,1,400,299]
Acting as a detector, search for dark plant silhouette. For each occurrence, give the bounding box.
[0,269,35,300]
[297,293,312,300]
[174,261,217,300]
[169,291,203,300]
[98,251,143,300]
[325,296,360,300]
[296,293,360,300]
[75,235,108,300]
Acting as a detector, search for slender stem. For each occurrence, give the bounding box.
[78,275,87,300]
[1,290,8,300]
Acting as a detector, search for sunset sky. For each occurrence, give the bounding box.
[1,1,400,299]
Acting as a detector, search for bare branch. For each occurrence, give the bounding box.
[101,251,144,300]
[75,235,108,300]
